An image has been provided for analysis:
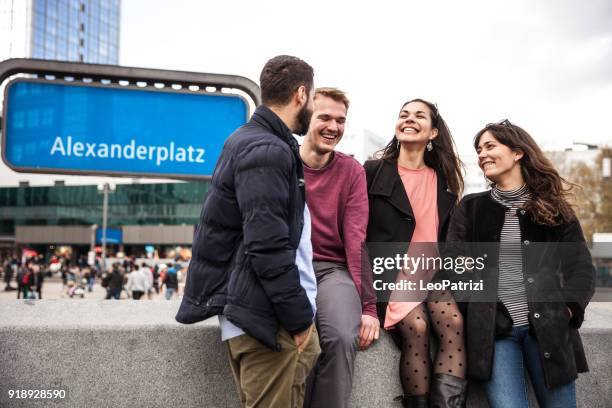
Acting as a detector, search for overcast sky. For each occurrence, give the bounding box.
[2,0,611,186]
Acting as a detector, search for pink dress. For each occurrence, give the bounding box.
[384,164,439,329]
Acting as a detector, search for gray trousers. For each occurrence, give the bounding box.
[305,261,362,408]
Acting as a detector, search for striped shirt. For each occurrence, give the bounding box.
[491,184,530,327]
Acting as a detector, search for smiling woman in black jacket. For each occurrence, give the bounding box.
[447,120,595,408]
[365,99,465,407]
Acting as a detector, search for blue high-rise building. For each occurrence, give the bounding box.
[0,0,120,64]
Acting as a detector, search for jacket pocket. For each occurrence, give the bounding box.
[227,255,250,301]
[494,302,514,339]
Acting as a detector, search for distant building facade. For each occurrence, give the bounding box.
[546,143,602,177]
[0,180,207,259]
[336,128,387,164]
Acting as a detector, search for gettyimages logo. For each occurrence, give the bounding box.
[371,253,485,275]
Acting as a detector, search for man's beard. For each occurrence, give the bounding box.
[294,103,313,136]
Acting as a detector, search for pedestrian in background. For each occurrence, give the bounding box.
[152,265,160,295]
[140,262,154,299]
[3,259,15,291]
[34,263,44,299]
[16,261,27,299]
[161,263,178,300]
[17,262,34,299]
[104,263,125,300]
[126,264,149,300]
[87,266,96,292]
[60,259,69,290]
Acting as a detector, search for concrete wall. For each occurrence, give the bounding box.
[1,300,611,408]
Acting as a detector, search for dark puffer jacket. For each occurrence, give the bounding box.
[176,105,314,350]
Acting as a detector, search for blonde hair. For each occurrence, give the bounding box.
[314,87,350,110]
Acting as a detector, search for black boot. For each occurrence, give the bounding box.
[429,374,468,408]
[393,394,429,407]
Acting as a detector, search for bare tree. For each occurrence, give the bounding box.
[565,148,612,242]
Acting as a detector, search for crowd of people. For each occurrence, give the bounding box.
[2,255,46,299]
[100,259,181,300]
[1,255,184,301]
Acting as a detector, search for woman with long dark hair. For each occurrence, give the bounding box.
[364,99,466,407]
[447,120,595,407]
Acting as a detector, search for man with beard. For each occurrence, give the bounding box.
[300,88,378,408]
[176,55,320,407]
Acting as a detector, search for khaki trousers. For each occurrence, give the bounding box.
[227,327,320,408]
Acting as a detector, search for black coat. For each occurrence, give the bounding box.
[176,105,314,351]
[108,269,124,289]
[162,272,178,290]
[446,191,596,389]
[364,159,457,325]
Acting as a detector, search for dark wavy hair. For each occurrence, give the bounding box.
[474,122,576,226]
[377,98,464,196]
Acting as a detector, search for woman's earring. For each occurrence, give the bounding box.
[397,139,401,149]
[426,140,433,151]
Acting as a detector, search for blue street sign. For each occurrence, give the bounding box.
[96,227,122,244]
[2,79,248,178]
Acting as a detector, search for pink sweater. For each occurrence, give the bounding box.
[303,151,377,318]
[384,164,439,328]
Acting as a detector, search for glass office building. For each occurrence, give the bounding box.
[0,0,210,261]
[0,0,120,64]
[0,181,210,259]
[1,0,126,259]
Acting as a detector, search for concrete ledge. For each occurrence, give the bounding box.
[1,300,611,407]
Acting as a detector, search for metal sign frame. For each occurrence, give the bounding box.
[0,58,261,180]
[2,77,250,179]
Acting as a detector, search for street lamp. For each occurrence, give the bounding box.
[97,182,114,272]
[102,182,109,270]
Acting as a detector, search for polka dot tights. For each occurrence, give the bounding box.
[396,293,466,395]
